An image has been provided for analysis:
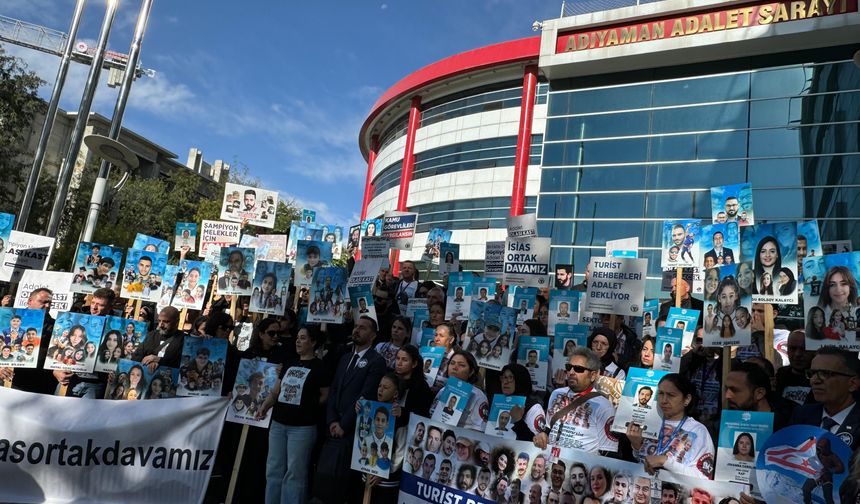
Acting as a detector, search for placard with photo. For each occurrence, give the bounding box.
[226,358,281,428]
[517,336,550,392]
[711,182,754,225]
[0,307,45,368]
[702,264,752,347]
[740,222,798,304]
[43,312,105,373]
[220,182,278,229]
[120,248,167,302]
[132,233,170,255]
[70,242,124,294]
[249,261,292,316]
[612,367,668,439]
[174,222,197,252]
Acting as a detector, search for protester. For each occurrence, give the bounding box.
[429,349,488,432]
[5,287,55,394]
[627,373,715,479]
[634,335,655,369]
[376,315,409,370]
[543,347,617,454]
[260,325,329,504]
[724,361,787,430]
[658,278,703,320]
[393,344,433,419]
[587,327,627,381]
[56,287,115,398]
[394,261,419,315]
[790,346,860,450]
[775,329,814,412]
[494,363,547,442]
[318,316,386,502]
[235,318,289,502]
[130,306,185,371]
[430,323,457,393]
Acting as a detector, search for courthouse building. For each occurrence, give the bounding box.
[359,0,859,292]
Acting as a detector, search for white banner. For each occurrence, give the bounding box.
[0,231,55,283]
[0,388,228,504]
[199,220,241,258]
[13,270,74,319]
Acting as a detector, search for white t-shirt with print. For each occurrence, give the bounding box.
[545,387,618,453]
[635,416,715,479]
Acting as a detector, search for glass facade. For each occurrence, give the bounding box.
[372,135,543,199]
[412,196,538,233]
[372,81,548,162]
[537,47,860,290]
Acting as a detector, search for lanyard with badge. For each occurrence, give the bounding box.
[655,416,688,455]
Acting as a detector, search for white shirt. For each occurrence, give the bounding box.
[430,386,488,432]
[822,403,856,433]
[635,416,715,479]
[545,387,618,453]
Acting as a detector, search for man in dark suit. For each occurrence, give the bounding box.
[703,230,735,266]
[321,315,386,502]
[327,316,386,437]
[790,346,860,451]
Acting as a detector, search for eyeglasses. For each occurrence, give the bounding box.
[565,364,593,374]
[805,369,856,380]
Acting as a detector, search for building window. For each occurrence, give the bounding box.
[538,48,860,286]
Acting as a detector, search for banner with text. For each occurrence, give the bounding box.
[0,387,227,504]
[503,237,551,288]
[382,211,418,250]
[584,257,647,317]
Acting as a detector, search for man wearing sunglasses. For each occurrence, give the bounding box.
[790,346,860,450]
[539,347,617,455]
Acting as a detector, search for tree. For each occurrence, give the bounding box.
[0,47,48,220]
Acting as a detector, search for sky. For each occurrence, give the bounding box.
[3,0,560,226]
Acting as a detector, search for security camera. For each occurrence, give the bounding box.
[532,21,543,32]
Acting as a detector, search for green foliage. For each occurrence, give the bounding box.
[0,47,47,222]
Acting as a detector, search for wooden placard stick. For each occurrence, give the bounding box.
[133,299,142,320]
[362,479,373,504]
[178,308,188,331]
[229,295,238,322]
[225,424,249,504]
[721,346,732,409]
[763,304,775,364]
[675,267,683,308]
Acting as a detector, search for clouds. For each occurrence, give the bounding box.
[277,190,356,226]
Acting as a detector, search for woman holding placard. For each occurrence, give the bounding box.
[493,363,547,443]
[626,373,715,480]
[429,350,488,432]
[587,327,627,381]
[260,326,329,504]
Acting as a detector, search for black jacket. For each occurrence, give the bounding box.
[326,348,386,432]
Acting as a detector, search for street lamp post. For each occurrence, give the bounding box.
[45,0,119,239]
[80,0,155,243]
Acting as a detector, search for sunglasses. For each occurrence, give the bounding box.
[805,369,855,380]
[565,364,594,374]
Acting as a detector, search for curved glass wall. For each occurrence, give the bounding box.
[371,135,543,200]
[412,196,537,233]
